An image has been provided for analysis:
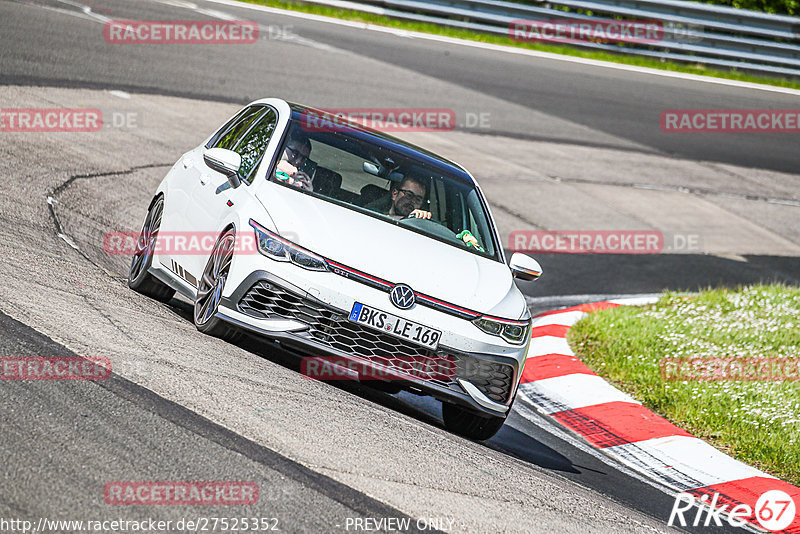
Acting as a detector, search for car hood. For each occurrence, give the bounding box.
[255,184,525,319]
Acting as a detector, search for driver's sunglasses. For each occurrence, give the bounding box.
[397,188,425,204]
[285,146,308,163]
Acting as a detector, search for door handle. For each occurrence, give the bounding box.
[199,173,210,185]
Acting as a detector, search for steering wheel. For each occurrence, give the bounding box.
[399,215,457,240]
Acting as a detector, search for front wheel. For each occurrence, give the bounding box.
[442,403,506,441]
[128,196,175,303]
[193,229,241,342]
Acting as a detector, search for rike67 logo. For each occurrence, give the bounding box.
[669,489,797,531]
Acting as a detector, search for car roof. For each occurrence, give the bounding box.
[287,102,475,185]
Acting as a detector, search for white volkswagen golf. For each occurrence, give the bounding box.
[128,98,542,440]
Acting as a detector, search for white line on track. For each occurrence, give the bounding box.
[201,0,800,96]
[149,0,336,50]
[108,90,131,99]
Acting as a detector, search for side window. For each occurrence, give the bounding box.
[213,106,266,151]
[429,178,446,221]
[234,108,278,182]
[464,191,494,256]
[206,108,247,148]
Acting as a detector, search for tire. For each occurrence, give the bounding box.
[442,403,506,441]
[193,228,241,342]
[128,196,175,303]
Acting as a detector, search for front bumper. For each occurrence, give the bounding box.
[218,271,523,417]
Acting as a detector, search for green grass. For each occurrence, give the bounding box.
[238,0,800,90]
[568,285,800,484]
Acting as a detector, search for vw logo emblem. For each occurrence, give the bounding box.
[390,284,415,310]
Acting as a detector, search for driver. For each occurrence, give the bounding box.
[275,133,314,191]
[368,176,432,220]
[366,176,485,252]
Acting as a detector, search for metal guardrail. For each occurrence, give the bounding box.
[296,0,800,77]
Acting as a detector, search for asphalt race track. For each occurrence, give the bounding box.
[1,0,798,532]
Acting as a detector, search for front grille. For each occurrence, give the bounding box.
[238,280,514,403]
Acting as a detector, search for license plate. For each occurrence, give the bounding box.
[348,302,441,350]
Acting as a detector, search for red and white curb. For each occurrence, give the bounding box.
[518,298,800,533]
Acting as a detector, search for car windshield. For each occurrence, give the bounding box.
[268,113,499,260]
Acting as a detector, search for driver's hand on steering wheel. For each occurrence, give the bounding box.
[408,209,432,220]
[462,233,479,247]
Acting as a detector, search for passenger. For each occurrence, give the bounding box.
[367,177,432,220]
[275,133,314,191]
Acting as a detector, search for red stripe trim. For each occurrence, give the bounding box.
[688,477,800,533]
[551,401,694,448]
[415,293,478,316]
[532,324,570,338]
[327,261,393,288]
[327,261,517,322]
[520,353,597,383]
[479,313,528,325]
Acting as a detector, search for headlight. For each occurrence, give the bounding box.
[473,316,531,345]
[249,219,328,272]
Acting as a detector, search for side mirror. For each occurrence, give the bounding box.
[509,252,542,281]
[204,148,242,188]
